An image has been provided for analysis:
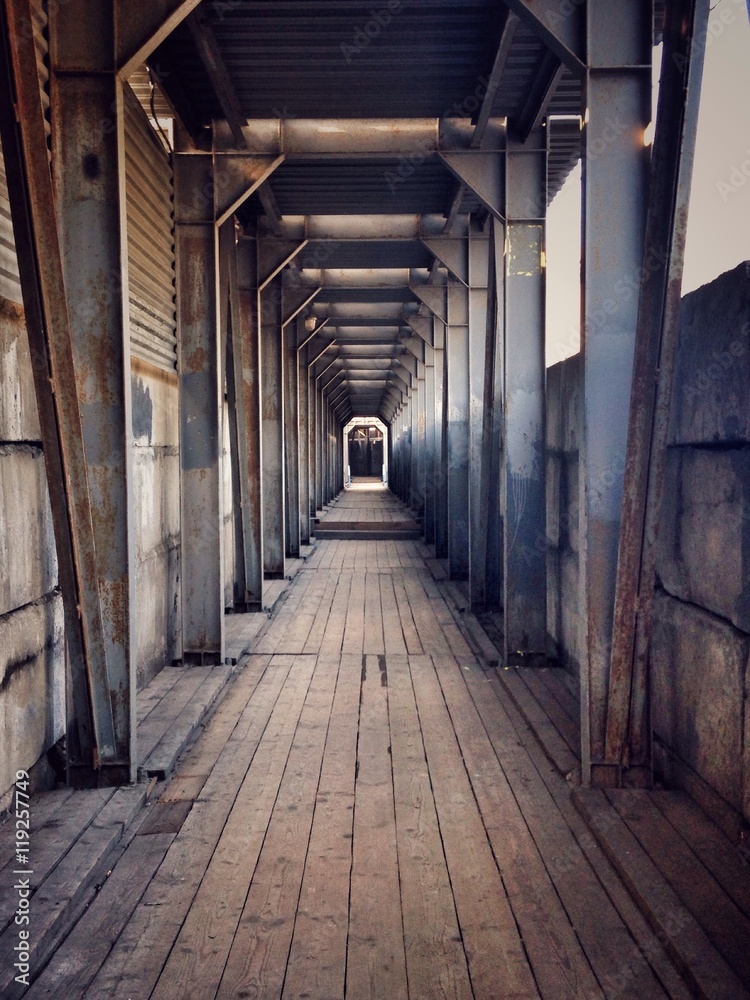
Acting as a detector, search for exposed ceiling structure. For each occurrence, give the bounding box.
[142,0,664,422]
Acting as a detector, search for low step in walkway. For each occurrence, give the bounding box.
[314,483,421,539]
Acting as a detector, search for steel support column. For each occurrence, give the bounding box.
[485,217,506,608]
[434,320,448,559]
[1,0,129,783]
[174,138,224,664]
[503,128,547,663]
[229,232,264,610]
[446,277,470,579]
[50,1,136,777]
[606,0,709,785]
[283,308,300,558]
[580,0,651,785]
[259,274,286,578]
[468,222,490,608]
[423,338,437,545]
[298,327,311,545]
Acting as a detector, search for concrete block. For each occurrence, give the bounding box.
[0,305,41,443]
[669,261,750,446]
[658,447,750,633]
[0,594,65,801]
[0,447,57,617]
[651,591,747,813]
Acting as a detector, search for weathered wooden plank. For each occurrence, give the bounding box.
[282,653,361,1000]
[462,665,671,1000]
[431,653,603,1000]
[0,789,116,934]
[216,659,338,1000]
[392,574,424,655]
[650,791,750,924]
[0,786,146,1000]
[379,572,409,657]
[494,680,694,1000]
[342,568,366,655]
[388,653,474,1000]
[84,655,303,1000]
[137,666,215,764]
[346,653,409,999]
[495,666,580,779]
[24,832,175,1000]
[574,789,749,1000]
[363,568,385,654]
[607,789,750,987]
[409,654,540,1000]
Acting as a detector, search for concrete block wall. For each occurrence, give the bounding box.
[0,300,65,809]
[131,359,182,689]
[652,261,750,831]
[546,262,750,830]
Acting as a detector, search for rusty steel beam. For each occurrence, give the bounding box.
[187,10,247,147]
[0,0,121,780]
[606,0,709,783]
[503,130,547,661]
[260,274,286,578]
[174,143,225,664]
[51,2,137,782]
[579,0,652,787]
[117,0,202,79]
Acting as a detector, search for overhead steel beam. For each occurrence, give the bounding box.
[606,0,709,783]
[214,154,285,227]
[1,0,121,782]
[257,182,283,236]
[513,49,565,142]
[422,237,469,286]
[258,239,307,290]
[410,283,447,323]
[213,117,505,156]
[187,10,247,147]
[405,314,435,345]
[502,0,586,76]
[439,152,504,222]
[474,12,520,147]
[579,0,652,788]
[282,284,320,328]
[116,0,202,79]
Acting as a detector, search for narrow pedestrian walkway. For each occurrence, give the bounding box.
[14,488,748,999]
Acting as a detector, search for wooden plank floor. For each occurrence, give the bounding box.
[23,488,740,1000]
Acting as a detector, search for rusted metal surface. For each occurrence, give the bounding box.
[468,221,489,610]
[445,277,470,580]
[260,272,286,578]
[606,0,710,783]
[229,231,264,609]
[579,0,652,786]
[52,8,138,780]
[174,139,225,664]
[503,130,546,660]
[0,0,122,779]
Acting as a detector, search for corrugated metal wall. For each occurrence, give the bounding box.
[124,86,177,371]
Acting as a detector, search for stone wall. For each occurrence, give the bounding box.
[652,261,750,831]
[546,261,750,831]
